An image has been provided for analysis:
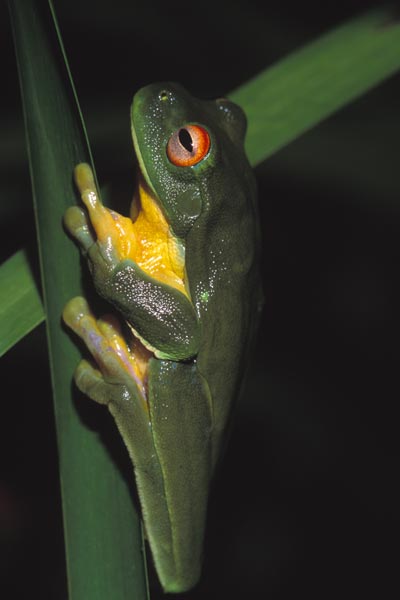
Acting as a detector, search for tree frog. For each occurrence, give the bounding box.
[63,82,262,593]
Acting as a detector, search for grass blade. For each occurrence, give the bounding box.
[231,9,400,166]
[8,1,149,598]
[0,249,44,357]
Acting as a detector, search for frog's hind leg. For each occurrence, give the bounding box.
[63,296,175,591]
[143,359,213,592]
[63,296,148,412]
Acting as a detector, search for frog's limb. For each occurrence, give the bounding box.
[145,358,212,593]
[73,163,138,264]
[62,298,172,581]
[63,257,199,361]
[103,260,200,361]
[63,297,211,593]
[63,297,149,409]
[65,165,199,360]
[64,164,134,267]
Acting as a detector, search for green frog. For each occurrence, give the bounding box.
[63,82,262,592]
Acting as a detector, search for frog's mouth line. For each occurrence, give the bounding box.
[131,122,157,198]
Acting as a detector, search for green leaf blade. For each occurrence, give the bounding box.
[8,1,149,598]
[0,249,44,357]
[230,10,400,166]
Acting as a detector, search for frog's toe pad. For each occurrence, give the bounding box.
[64,206,95,251]
[74,163,97,196]
[63,297,119,373]
[63,296,91,332]
[75,358,110,405]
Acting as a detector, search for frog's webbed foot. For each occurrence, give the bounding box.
[63,296,150,412]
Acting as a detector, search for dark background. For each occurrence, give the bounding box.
[1,0,400,598]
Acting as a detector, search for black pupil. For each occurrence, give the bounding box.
[178,128,193,153]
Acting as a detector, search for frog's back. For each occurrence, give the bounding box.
[186,143,262,459]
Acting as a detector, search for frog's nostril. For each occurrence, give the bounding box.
[159,90,169,101]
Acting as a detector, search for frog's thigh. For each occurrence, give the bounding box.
[146,358,212,589]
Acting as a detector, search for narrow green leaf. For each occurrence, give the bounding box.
[0,249,44,357]
[8,1,149,599]
[231,9,400,166]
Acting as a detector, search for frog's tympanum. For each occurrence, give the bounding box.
[63,83,262,593]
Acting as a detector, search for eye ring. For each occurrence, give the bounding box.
[166,124,210,167]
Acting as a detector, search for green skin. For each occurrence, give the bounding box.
[63,83,262,593]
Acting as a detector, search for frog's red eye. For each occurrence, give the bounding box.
[166,125,210,167]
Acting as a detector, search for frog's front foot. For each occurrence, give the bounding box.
[63,296,151,412]
[64,163,137,283]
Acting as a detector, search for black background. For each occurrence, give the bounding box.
[1,0,400,598]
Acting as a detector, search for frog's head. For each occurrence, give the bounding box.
[131,82,248,239]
